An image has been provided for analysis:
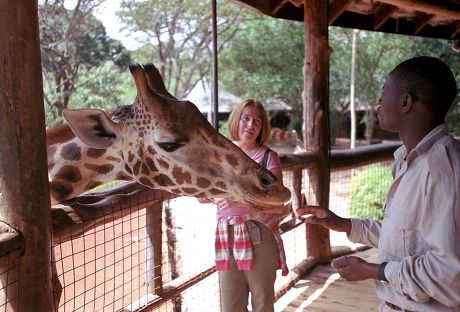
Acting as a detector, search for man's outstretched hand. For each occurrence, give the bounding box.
[296,206,352,236]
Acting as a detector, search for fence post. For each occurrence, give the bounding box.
[303,0,332,264]
[145,201,164,294]
[0,1,55,311]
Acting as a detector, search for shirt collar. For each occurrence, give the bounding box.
[393,123,449,163]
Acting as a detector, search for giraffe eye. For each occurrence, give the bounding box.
[158,142,183,152]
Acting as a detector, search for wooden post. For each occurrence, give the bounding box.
[145,201,164,294]
[0,1,55,311]
[303,0,332,264]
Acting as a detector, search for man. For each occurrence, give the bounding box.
[297,56,460,311]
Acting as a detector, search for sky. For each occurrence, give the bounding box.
[93,1,141,50]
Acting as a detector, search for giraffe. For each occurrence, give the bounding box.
[47,63,291,209]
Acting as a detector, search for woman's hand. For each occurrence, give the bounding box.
[296,206,352,235]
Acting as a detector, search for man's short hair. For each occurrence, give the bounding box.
[391,56,457,120]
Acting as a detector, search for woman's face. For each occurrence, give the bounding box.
[237,105,263,143]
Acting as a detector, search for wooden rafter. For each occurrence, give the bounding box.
[329,0,354,24]
[452,20,460,38]
[413,12,433,35]
[272,0,290,15]
[374,4,398,30]
[377,0,460,20]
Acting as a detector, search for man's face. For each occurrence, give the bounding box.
[376,73,406,133]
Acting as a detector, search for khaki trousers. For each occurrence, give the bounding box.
[219,221,280,312]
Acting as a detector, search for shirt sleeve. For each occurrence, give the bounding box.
[385,143,460,307]
[266,150,282,171]
[347,218,381,248]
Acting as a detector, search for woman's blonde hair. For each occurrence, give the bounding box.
[227,99,271,144]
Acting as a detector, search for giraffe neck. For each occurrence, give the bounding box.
[47,124,132,205]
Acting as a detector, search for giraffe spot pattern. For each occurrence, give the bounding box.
[55,165,82,183]
[105,156,121,162]
[182,187,199,194]
[61,142,81,161]
[133,161,141,175]
[125,164,133,174]
[116,172,132,181]
[49,181,74,202]
[139,177,154,188]
[48,145,57,171]
[147,145,156,155]
[137,146,144,158]
[225,154,238,168]
[146,158,157,172]
[84,163,114,175]
[84,180,103,191]
[157,159,169,170]
[196,177,211,189]
[153,174,175,187]
[87,148,106,158]
[209,188,226,195]
[141,163,150,175]
[172,165,191,185]
[128,151,135,163]
[215,181,227,191]
[213,150,222,163]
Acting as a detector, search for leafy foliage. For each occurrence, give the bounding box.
[219,14,305,131]
[39,0,131,127]
[348,164,392,220]
[118,0,244,99]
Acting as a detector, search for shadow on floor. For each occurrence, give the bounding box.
[275,248,380,312]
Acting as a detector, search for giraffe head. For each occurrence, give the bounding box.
[58,63,290,208]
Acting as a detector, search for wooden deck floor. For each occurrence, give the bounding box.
[275,248,380,312]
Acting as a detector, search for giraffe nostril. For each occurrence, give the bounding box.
[260,170,277,187]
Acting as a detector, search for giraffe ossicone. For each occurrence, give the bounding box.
[47,63,291,208]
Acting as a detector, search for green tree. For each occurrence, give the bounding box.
[329,28,415,142]
[409,37,460,133]
[118,0,244,99]
[218,14,305,131]
[39,0,131,126]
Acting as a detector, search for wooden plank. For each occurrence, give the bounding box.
[373,4,398,30]
[329,0,354,24]
[451,20,460,38]
[377,0,460,20]
[414,12,433,35]
[276,248,380,311]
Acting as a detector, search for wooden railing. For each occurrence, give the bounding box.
[0,141,401,311]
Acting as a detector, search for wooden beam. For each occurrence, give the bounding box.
[329,0,354,24]
[272,0,290,15]
[0,2,55,311]
[413,12,433,35]
[377,0,460,20]
[451,20,460,38]
[303,0,331,264]
[374,4,398,30]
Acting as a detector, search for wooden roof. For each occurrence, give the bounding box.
[231,0,460,40]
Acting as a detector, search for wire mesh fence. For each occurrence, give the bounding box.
[1,145,397,312]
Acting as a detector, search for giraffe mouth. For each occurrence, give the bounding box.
[244,188,291,210]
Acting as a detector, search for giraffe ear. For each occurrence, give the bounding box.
[63,108,119,149]
[142,63,176,99]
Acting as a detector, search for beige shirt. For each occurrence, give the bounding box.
[349,124,460,311]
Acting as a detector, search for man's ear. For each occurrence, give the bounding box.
[401,93,413,113]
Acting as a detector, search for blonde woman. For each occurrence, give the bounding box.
[199,99,289,312]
